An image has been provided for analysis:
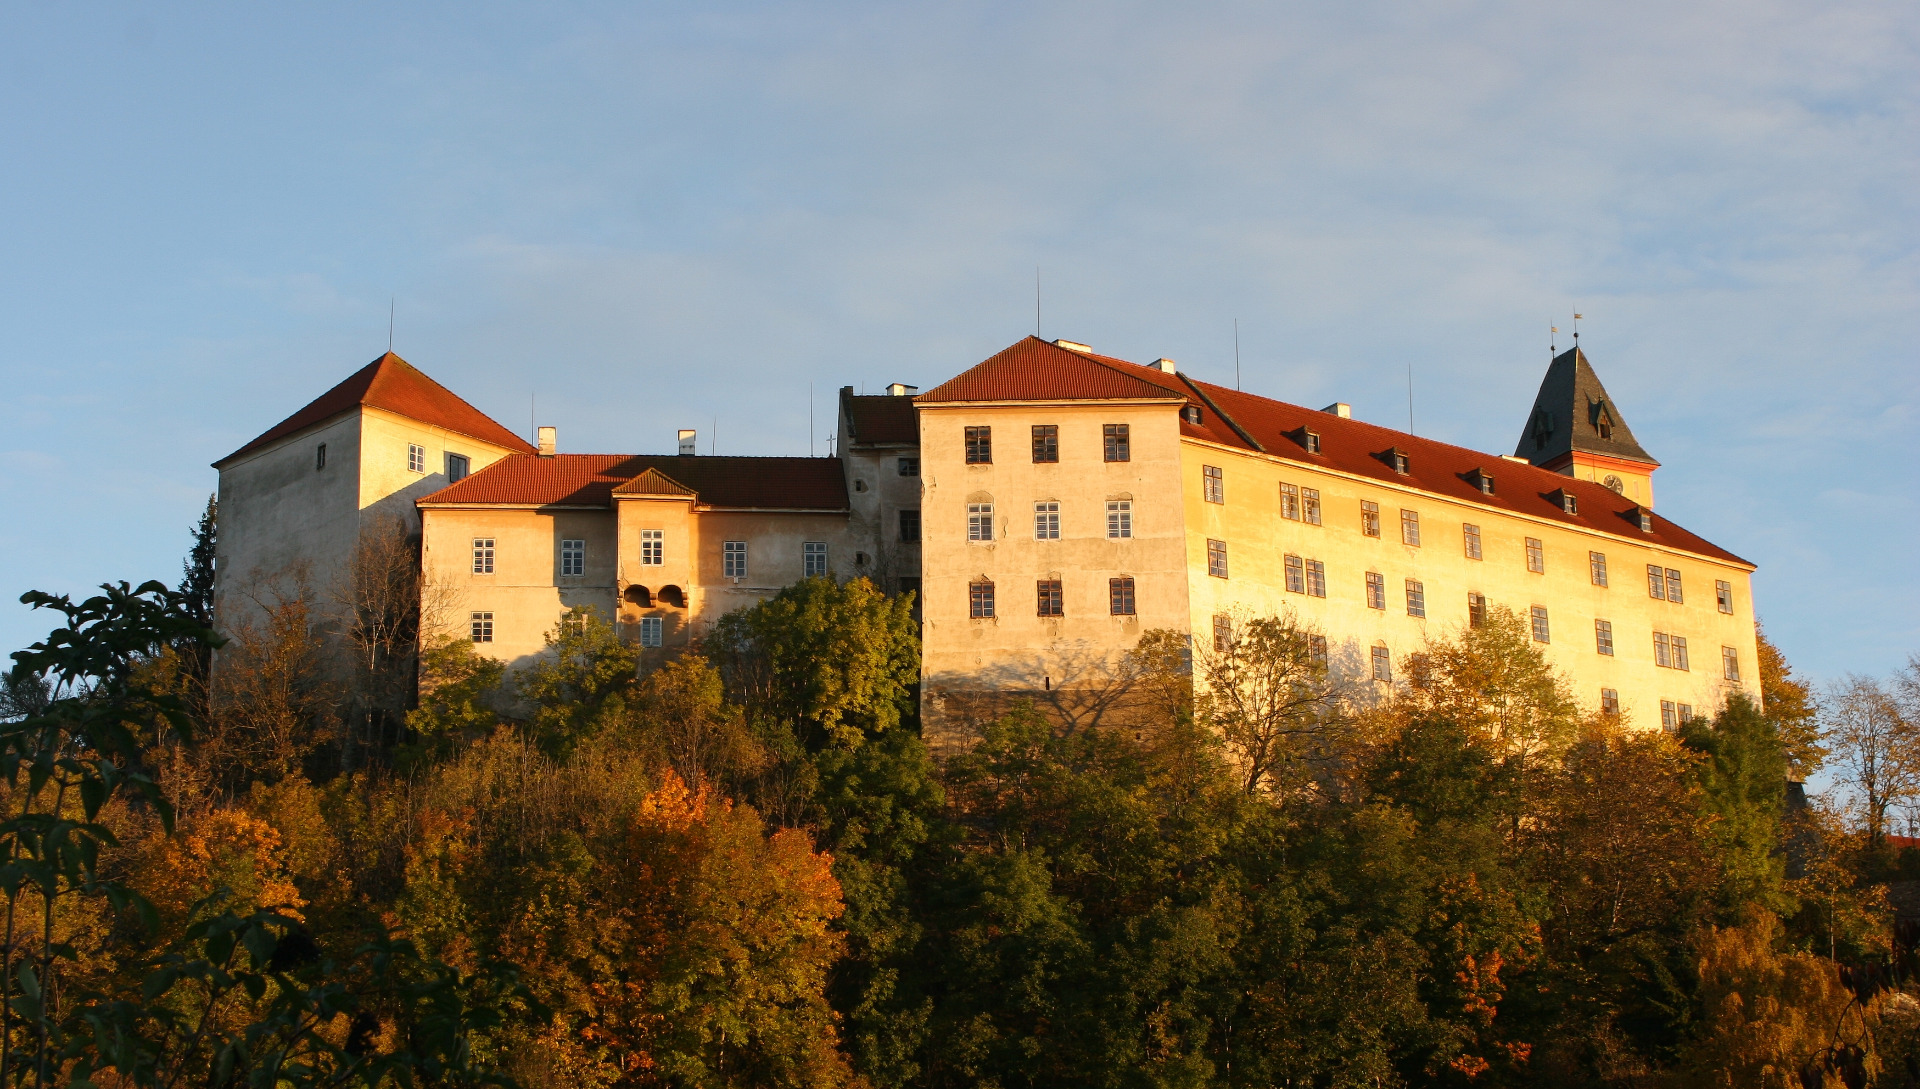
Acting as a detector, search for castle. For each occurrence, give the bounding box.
[213,336,1758,751]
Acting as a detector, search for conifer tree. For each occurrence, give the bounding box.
[180,494,217,629]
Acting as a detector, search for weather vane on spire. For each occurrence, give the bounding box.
[1550,324,1557,355]
[1572,310,1582,345]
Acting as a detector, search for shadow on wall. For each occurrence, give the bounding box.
[363,472,458,530]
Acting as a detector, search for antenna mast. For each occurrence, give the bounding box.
[1035,267,1041,337]
[388,297,395,352]
[1234,318,1241,390]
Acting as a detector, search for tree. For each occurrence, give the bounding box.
[516,606,639,758]
[1679,692,1793,915]
[1198,612,1348,799]
[1404,605,1580,774]
[1820,674,1917,845]
[177,495,218,679]
[1756,620,1824,778]
[203,586,336,797]
[332,514,428,770]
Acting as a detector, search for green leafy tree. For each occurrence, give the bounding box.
[1679,692,1793,915]
[1756,620,1824,778]
[515,607,638,758]
[1198,612,1349,800]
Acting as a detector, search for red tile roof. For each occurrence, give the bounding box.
[917,337,1187,403]
[843,394,919,445]
[419,454,849,511]
[215,352,537,467]
[926,338,1752,567]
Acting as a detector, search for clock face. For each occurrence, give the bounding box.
[1604,475,1625,494]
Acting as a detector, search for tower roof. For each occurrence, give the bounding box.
[214,352,537,467]
[1513,346,1657,468]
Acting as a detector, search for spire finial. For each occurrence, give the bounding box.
[1550,323,1557,356]
[1572,309,1582,346]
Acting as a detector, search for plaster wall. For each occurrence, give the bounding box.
[1177,437,1759,730]
[842,445,924,597]
[419,505,619,666]
[918,399,1191,751]
[214,411,364,624]
[357,406,523,532]
[676,508,869,632]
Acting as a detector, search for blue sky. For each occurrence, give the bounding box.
[1,1,1914,685]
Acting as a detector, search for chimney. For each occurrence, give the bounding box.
[1052,339,1093,354]
[1152,358,1178,374]
[887,383,919,397]
[678,429,697,456]
[1322,402,1351,419]
[537,426,557,457]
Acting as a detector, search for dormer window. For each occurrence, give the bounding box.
[1182,405,1203,425]
[1631,506,1653,532]
[1465,468,1495,495]
[1590,399,1616,440]
[1293,428,1321,454]
[1388,448,1410,474]
[1550,488,1578,515]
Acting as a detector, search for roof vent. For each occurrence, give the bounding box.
[887,383,919,397]
[678,429,697,456]
[1322,402,1352,419]
[1053,339,1094,354]
[1152,358,1178,374]
[537,426,556,457]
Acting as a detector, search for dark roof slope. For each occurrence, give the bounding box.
[216,352,536,466]
[1514,346,1657,467]
[420,454,849,511]
[842,391,919,445]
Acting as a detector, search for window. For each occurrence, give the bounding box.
[723,541,748,579]
[469,612,493,643]
[1601,688,1620,716]
[970,580,996,618]
[898,457,919,476]
[1371,646,1392,682]
[408,444,426,473]
[1107,500,1132,539]
[446,453,470,482]
[1665,569,1684,604]
[1037,579,1063,617]
[965,426,992,464]
[1109,577,1136,615]
[899,509,921,542]
[472,538,495,575]
[1213,614,1233,652]
[1304,430,1322,454]
[560,539,585,577]
[639,617,663,647]
[1203,465,1224,504]
[1530,605,1550,643]
[1280,483,1299,520]
[1366,572,1386,610]
[1308,635,1329,667]
[1032,501,1060,540]
[640,529,663,566]
[1207,539,1228,579]
[1284,554,1305,594]
[1361,501,1381,537]
[1635,507,1654,532]
[1104,424,1130,462]
[1589,551,1608,587]
[967,503,994,542]
[1661,700,1678,731]
[1595,619,1614,655]
[1391,449,1410,474]
[1654,632,1690,671]
[1400,509,1421,546]
[1468,469,1495,495]
[1647,564,1667,600]
[1031,424,1059,463]
[315,443,327,471]
[1525,538,1544,573]
[1716,580,1734,614]
[1463,523,1482,560]
[1301,488,1322,526]
[1723,646,1741,681]
[1468,592,1488,628]
[1678,703,1695,724]
[1184,405,1204,425]
[1406,579,1426,618]
[1305,560,1326,598]
[803,542,828,577]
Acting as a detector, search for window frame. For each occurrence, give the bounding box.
[560,539,585,578]
[1109,576,1136,616]
[1033,501,1061,540]
[1716,580,1734,614]
[1468,592,1487,628]
[1665,568,1684,604]
[408,443,426,474]
[1601,688,1620,716]
[1279,482,1299,520]
[1371,645,1392,682]
[315,443,327,471]
[1301,488,1322,526]
[1036,578,1064,617]
[1106,500,1132,539]
[1400,509,1421,546]
[639,617,664,648]
[1360,500,1381,537]
[898,457,920,477]
[471,538,495,575]
[1525,537,1545,573]
[640,529,663,566]
[722,540,748,579]
[1103,423,1130,463]
[1031,424,1059,464]
[802,541,829,577]
[1212,613,1233,652]
[1203,465,1224,504]
[964,426,992,465]
[469,611,493,643]
[1723,645,1741,681]
[446,452,470,482]
[1284,554,1305,594]
[1365,571,1386,610]
[1207,538,1229,579]
[1530,604,1551,644]
[1595,618,1614,655]
[1589,551,1609,587]
[1405,578,1426,618]
[1647,564,1667,600]
[967,503,994,542]
[969,579,996,619]
[1305,559,1326,598]
[1463,523,1482,561]
[899,509,921,542]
